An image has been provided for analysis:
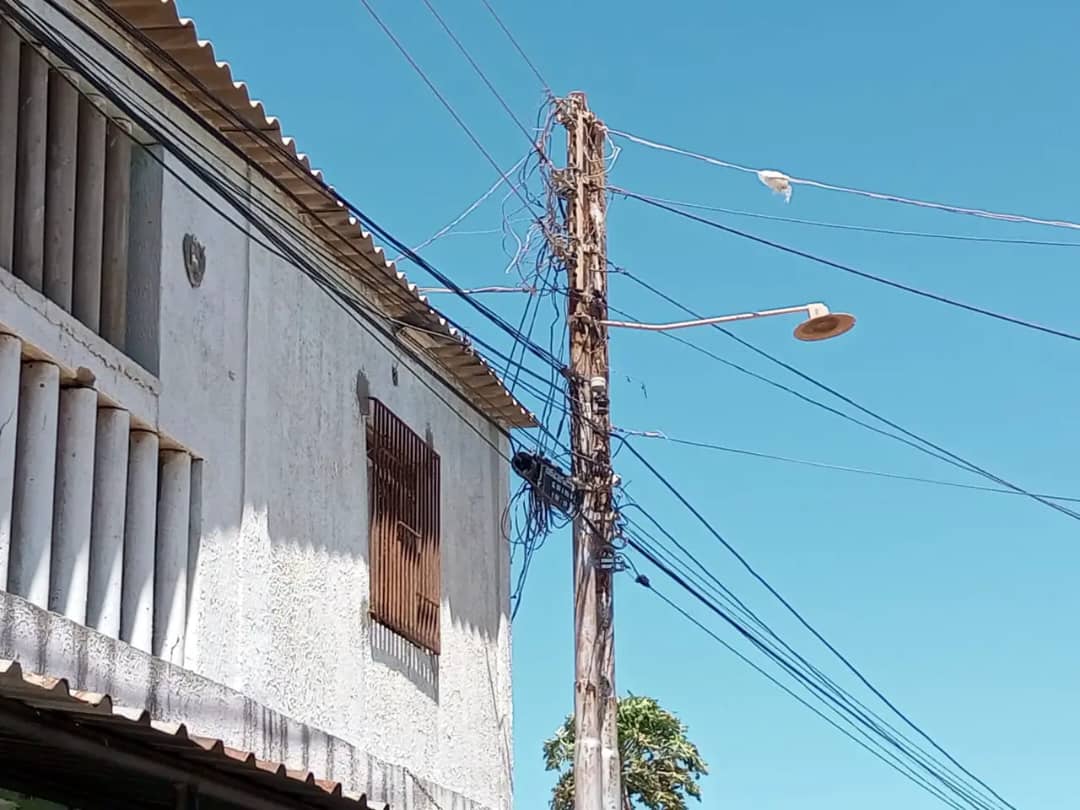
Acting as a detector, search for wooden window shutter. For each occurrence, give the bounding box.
[366,399,441,654]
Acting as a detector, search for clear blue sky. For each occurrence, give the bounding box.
[177,1,1080,808]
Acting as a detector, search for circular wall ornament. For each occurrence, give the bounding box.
[183,233,206,288]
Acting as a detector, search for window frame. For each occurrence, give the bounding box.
[365,398,441,655]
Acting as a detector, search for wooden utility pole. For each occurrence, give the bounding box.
[558,92,622,810]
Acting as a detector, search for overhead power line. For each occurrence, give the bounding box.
[626,535,1006,810]
[620,502,997,809]
[606,299,972,475]
[417,0,549,162]
[60,0,567,374]
[620,439,1018,810]
[613,268,1080,523]
[608,127,1080,232]
[43,5,1025,806]
[621,494,1011,809]
[419,285,536,295]
[615,429,1080,504]
[395,152,531,261]
[351,0,571,396]
[476,0,554,98]
[610,187,1080,249]
[11,0,569,459]
[356,0,551,226]
[634,575,967,810]
[616,189,1080,344]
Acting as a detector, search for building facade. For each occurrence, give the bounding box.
[0,1,529,807]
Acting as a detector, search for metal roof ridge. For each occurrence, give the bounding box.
[0,658,385,809]
[101,0,537,429]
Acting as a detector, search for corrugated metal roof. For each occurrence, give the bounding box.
[0,659,382,809]
[96,0,536,429]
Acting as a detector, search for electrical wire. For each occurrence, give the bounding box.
[627,539,1001,810]
[476,0,554,98]
[418,285,536,294]
[618,504,1006,810]
[356,0,550,225]
[620,439,1018,810]
[625,536,985,810]
[616,429,1080,504]
[49,0,560,646]
[4,0,555,468]
[609,187,1080,249]
[605,300,969,475]
[608,127,1080,232]
[612,268,1080,523]
[616,189,1080,344]
[417,0,551,164]
[70,0,566,372]
[395,152,531,261]
[620,490,1010,809]
[52,12,1019,807]
[635,580,968,810]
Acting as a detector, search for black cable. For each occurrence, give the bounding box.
[354,0,547,221]
[60,0,565,373]
[621,440,1017,810]
[509,278,547,393]
[42,0,587,460]
[611,187,1080,248]
[614,268,1080,524]
[622,513,1002,810]
[618,510,771,640]
[621,432,1080,504]
[417,0,550,162]
[2,0,547,468]
[628,535,989,810]
[629,541,991,810]
[476,0,554,98]
[19,0,581,646]
[42,12,1010,807]
[637,583,968,810]
[605,299,969,475]
[617,189,1080,344]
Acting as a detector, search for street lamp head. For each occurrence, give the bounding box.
[794,304,856,342]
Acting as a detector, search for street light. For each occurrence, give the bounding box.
[599,302,856,342]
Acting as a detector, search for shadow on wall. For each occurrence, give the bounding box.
[371,621,438,701]
[188,382,509,699]
[172,239,513,783]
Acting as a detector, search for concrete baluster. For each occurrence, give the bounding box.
[43,68,78,311]
[0,22,21,270]
[9,361,59,607]
[87,407,130,637]
[100,119,131,349]
[154,450,191,665]
[72,94,106,332]
[49,385,97,623]
[120,429,157,652]
[0,334,21,587]
[13,44,48,290]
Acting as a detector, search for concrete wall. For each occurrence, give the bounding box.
[156,157,514,809]
[0,3,514,809]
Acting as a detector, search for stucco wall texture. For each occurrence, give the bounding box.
[4,3,515,808]
[159,159,514,810]
[157,156,516,807]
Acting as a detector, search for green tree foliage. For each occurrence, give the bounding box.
[542,695,708,810]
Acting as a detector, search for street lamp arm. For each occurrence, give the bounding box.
[599,303,828,332]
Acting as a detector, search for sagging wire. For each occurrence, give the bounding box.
[506,474,573,620]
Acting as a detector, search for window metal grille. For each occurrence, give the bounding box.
[366,399,441,655]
